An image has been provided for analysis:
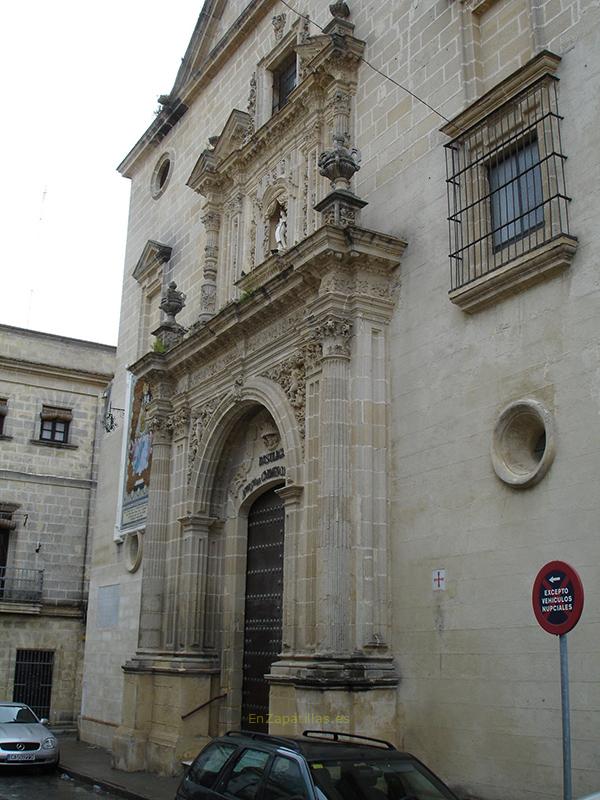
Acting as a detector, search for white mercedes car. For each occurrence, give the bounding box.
[0,702,59,769]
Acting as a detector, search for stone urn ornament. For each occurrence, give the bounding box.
[152,281,187,350]
[159,281,186,324]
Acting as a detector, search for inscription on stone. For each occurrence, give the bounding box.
[243,465,286,497]
[258,448,285,466]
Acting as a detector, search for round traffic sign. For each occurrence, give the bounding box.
[532,561,584,635]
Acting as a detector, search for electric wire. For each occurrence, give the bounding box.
[278,0,453,125]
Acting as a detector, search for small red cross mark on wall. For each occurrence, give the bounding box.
[432,570,446,591]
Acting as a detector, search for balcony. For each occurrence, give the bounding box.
[0,567,44,604]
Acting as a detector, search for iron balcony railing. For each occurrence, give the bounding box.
[0,567,44,603]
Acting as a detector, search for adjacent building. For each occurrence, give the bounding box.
[80,1,600,798]
[0,324,114,726]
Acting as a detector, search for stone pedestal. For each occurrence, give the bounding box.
[268,655,400,745]
[112,656,220,775]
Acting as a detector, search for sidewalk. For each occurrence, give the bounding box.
[58,737,181,800]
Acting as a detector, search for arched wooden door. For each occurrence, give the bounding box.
[241,488,284,732]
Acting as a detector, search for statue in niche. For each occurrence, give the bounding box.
[274,206,288,250]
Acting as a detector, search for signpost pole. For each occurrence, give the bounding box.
[559,633,572,800]
[532,561,583,800]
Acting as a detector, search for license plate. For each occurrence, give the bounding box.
[7,753,36,761]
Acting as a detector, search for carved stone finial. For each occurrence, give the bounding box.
[160,281,186,325]
[318,134,361,191]
[329,1,350,19]
[315,136,366,227]
[153,281,187,350]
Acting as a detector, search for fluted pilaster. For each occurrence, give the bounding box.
[176,514,214,651]
[315,317,352,655]
[138,400,172,651]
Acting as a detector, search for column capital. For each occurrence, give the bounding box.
[178,513,219,535]
[276,485,304,507]
[313,315,353,359]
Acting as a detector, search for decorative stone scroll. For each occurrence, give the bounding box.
[166,406,191,439]
[245,73,257,142]
[261,341,322,437]
[272,13,286,41]
[187,395,225,484]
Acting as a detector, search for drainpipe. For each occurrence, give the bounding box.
[80,394,102,620]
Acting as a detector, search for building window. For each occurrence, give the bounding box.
[13,650,54,720]
[445,74,572,294]
[272,52,297,114]
[151,152,173,199]
[488,138,544,249]
[0,399,7,437]
[39,406,72,443]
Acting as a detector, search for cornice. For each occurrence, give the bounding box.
[132,239,172,284]
[118,0,279,178]
[137,224,406,381]
[0,356,114,387]
[441,50,561,139]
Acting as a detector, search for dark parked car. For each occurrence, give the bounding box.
[175,730,459,800]
[0,702,59,769]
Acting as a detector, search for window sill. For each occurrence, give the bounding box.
[448,234,578,313]
[29,439,78,450]
[0,601,42,615]
[0,434,13,441]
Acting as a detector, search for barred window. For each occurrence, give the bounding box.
[445,75,572,292]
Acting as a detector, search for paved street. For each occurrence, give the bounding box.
[0,769,123,800]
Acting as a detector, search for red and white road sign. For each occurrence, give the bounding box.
[532,561,584,635]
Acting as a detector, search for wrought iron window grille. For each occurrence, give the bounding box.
[445,75,571,291]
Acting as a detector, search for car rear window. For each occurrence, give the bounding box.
[187,742,238,788]
[309,757,457,800]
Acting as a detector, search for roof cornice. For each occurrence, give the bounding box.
[118,0,279,179]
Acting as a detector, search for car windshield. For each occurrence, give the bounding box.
[0,705,39,724]
[309,756,457,800]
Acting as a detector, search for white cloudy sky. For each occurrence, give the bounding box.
[1,2,202,345]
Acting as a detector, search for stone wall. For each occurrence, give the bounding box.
[0,325,114,723]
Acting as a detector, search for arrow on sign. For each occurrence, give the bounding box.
[549,576,561,583]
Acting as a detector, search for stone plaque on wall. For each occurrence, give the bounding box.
[96,584,120,629]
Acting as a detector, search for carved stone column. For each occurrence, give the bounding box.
[275,484,304,655]
[163,406,191,649]
[137,398,173,652]
[199,210,221,322]
[314,316,353,655]
[176,514,215,652]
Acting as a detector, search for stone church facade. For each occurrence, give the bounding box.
[80,2,600,799]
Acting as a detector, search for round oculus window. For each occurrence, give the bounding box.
[124,531,143,573]
[491,398,556,488]
[151,153,173,198]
